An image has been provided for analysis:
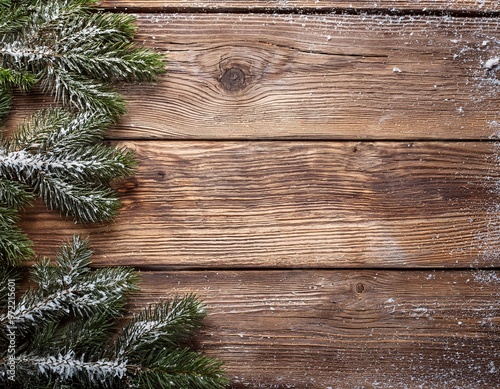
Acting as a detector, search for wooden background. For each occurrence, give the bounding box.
[14,1,500,387]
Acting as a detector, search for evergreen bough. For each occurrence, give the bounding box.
[0,237,228,388]
[0,0,164,265]
[0,1,228,387]
[0,0,164,120]
[0,108,135,265]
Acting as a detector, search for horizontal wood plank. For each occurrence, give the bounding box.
[129,269,500,388]
[7,14,500,140]
[20,141,500,268]
[98,0,500,13]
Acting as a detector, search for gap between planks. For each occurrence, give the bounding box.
[98,0,500,15]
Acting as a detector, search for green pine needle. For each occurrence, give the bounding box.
[131,348,228,389]
[0,206,34,265]
[0,108,136,224]
[0,237,227,388]
[0,87,11,123]
[116,295,207,358]
[0,0,165,119]
[1,236,139,333]
[0,178,33,210]
[0,68,37,91]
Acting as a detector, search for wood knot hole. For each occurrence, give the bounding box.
[220,67,247,92]
[355,283,365,294]
[118,177,138,193]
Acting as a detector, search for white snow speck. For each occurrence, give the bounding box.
[484,57,499,70]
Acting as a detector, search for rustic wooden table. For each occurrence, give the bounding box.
[16,1,500,387]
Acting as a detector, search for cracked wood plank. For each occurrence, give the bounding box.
[130,269,500,388]
[99,0,500,13]
[20,141,500,268]
[7,13,500,139]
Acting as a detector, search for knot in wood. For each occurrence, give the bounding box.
[355,283,365,294]
[220,67,247,92]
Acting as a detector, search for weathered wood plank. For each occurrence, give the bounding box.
[20,141,500,268]
[98,0,500,13]
[130,269,500,388]
[7,14,500,139]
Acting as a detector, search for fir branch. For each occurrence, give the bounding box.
[129,348,228,389]
[0,0,165,118]
[55,11,137,46]
[0,237,227,388]
[0,178,33,209]
[0,206,34,265]
[31,234,92,290]
[39,67,127,118]
[0,108,136,224]
[0,237,139,333]
[0,87,11,122]
[5,108,112,152]
[116,296,206,359]
[37,176,123,224]
[15,351,127,387]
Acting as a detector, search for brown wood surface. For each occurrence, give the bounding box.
[130,269,500,388]
[20,141,500,269]
[98,0,500,13]
[8,13,500,140]
[7,3,500,387]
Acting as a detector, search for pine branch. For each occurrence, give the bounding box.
[0,237,139,335]
[0,108,136,224]
[0,178,33,210]
[0,87,11,122]
[6,109,112,152]
[0,206,34,265]
[0,237,228,388]
[128,348,228,389]
[115,296,206,359]
[39,67,127,118]
[0,0,165,119]
[13,351,127,388]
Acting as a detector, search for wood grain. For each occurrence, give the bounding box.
[7,14,500,140]
[20,141,500,268]
[129,269,500,388]
[98,0,500,13]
